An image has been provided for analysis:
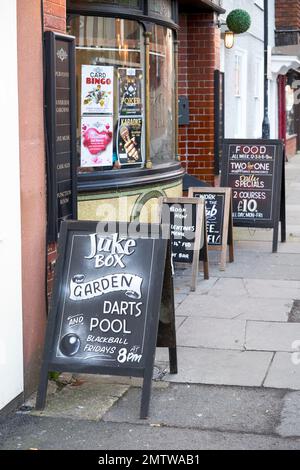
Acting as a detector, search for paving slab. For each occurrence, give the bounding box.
[30,379,129,421]
[104,384,284,435]
[161,347,273,387]
[244,279,300,299]
[276,392,300,437]
[175,276,219,295]
[1,415,300,450]
[174,293,188,308]
[246,321,300,352]
[278,243,300,254]
[264,353,300,390]
[176,294,291,322]
[205,278,249,297]
[176,318,246,350]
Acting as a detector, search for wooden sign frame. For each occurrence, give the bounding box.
[160,197,209,292]
[44,32,78,242]
[36,221,177,419]
[188,188,234,271]
[221,139,286,253]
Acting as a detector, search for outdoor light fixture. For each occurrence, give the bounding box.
[224,30,235,49]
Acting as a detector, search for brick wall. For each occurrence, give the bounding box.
[178,13,220,185]
[286,135,297,158]
[43,0,66,34]
[43,0,66,300]
[276,0,300,30]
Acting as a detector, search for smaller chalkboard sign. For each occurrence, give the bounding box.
[36,221,176,419]
[188,188,234,271]
[221,139,286,252]
[160,197,209,291]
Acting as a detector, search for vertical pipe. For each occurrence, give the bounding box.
[174,39,180,161]
[144,30,152,169]
[262,0,270,138]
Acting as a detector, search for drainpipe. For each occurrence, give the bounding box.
[262,0,270,139]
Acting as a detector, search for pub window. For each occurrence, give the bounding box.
[68,13,176,175]
[150,24,175,164]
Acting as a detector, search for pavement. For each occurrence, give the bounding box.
[1,154,300,451]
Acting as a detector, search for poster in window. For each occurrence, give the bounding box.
[81,116,113,167]
[81,65,114,115]
[117,117,143,164]
[118,68,143,116]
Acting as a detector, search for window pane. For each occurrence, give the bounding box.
[148,0,172,19]
[149,26,175,164]
[68,16,144,173]
[69,0,141,7]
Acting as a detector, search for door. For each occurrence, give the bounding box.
[0,0,23,411]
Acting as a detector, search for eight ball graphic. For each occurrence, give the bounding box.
[59,333,81,357]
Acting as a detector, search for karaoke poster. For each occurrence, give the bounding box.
[118,68,143,116]
[81,116,113,167]
[117,117,143,164]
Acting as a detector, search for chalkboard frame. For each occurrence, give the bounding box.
[188,188,234,271]
[36,220,173,419]
[221,139,286,252]
[160,197,209,291]
[44,32,78,242]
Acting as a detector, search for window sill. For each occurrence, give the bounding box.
[77,162,185,192]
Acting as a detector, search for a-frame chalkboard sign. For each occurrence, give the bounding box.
[221,139,286,253]
[188,188,234,271]
[36,221,177,419]
[160,197,209,291]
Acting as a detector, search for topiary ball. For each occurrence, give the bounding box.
[226,9,251,34]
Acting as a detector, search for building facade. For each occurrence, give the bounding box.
[0,0,227,414]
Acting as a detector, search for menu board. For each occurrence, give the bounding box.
[162,201,198,264]
[221,140,284,227]
[36,221,172,418]
[81,116,113,167]
[161,198,209,290]
[44,32,77,242]
[81,65,114,115]
[188,188,234,271]
[221,139,286,253]
[194,193,225,246]
[118,68,143,116]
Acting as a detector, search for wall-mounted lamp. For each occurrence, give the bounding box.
[224,30,235,49]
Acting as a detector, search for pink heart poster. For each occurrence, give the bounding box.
[81,116,113,168]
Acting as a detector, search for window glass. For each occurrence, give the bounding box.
[149,25,175,164]
[148,0,172,19]
[69,0,141,7]
[69,16,144,173]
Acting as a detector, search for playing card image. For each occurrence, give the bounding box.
[118,68,143,116]
[81,65,114,115]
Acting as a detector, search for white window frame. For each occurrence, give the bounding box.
[254,56,264,138]
[234,48,247,138]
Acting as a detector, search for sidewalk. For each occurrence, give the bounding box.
[1,155,300,450]
[159,153,300,390]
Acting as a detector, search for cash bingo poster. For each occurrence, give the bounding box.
[117,117,143,164]
[81,116,113,167]
[50,222,167,370]
[81,65,114,115]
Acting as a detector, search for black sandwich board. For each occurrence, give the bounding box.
[160,197,209,291]
[188,188,234,271]
[44,32,78,242]
[36,221,177,419]
[221,139,286,252]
